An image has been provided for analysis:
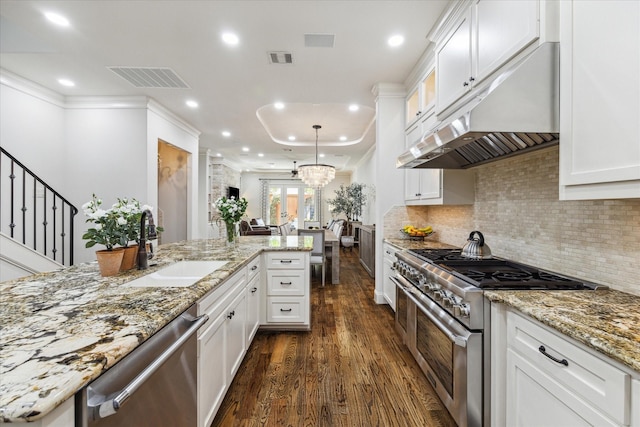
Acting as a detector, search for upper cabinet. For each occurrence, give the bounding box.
[559,0,640,200]
[406,68,436,127]
[435,0,546,116]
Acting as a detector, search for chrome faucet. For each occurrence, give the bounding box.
[137,209,157,270]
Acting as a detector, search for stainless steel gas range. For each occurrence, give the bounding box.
[391,247,606,427]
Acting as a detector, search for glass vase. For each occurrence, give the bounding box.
[224,220,239,245]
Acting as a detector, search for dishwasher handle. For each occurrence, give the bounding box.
[95,312,209,419]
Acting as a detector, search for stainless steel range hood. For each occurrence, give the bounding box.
[397,42,559,169]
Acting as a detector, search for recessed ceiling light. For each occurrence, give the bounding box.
[349,104,359,112]
[319,153,326,158]
[339,136,347,141]
[274,102,285,110]
[186,100,198,108]
[221,131,231,137]
[388,34,405,47]
[258,153,264,157]
[222,32,239,45]
[288,136,296,141]
[45,12,70,27]
[216,153,222,157]
[242,147,250,152]
[58,78,75,87]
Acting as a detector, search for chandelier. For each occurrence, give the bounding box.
[297,125,336,188]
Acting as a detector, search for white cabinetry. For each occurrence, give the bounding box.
[382,243,399,310]
[405,168,475,206]
[436,0,541,115]
[262,251,310,330]
[31,398,74,427]
[491,303,639,427]
[406,68,436,128]
[245,256,261,346]
[197,267,247,427]
[559,0,640,200]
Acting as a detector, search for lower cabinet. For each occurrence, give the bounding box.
[382,242,399,310]
[245,259,261,346]
[358,225,375,278]
[197,266,247,427]
[491,303,639,427]
[262,251,310,330]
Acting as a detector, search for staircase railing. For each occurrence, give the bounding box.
[0,147,78,266]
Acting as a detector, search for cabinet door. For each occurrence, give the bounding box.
[418,169,442,200]
[226,290,247,380]
[198,313,227,427]
[404,169,422,201]
[406,86,420,125]
[246,274,260,346]
[506,348,618,427]
[474,0,539,83]
[559,0,640,199]
[436,9,473,113]
[382,245,397,311]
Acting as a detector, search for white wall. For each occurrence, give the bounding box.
[372,83,407,303]
[350,145,377,225]
[1,72,200,265]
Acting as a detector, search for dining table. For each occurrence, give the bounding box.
[295,228,340,284]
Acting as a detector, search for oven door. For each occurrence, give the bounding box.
[408,289,483,427]
[391,275,410,343]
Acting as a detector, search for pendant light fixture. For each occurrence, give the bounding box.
[297,125,336,188]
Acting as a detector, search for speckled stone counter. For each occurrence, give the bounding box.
[0,236,311,422]
[485,290,640,374]
[383,237,457,251]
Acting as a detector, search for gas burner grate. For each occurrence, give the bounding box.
[492,270,533,282]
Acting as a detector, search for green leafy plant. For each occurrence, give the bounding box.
[327,183,367,221]
[214,195,248,223]
[81,194,127,250]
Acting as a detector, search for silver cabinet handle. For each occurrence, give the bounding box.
[94,313,208,419]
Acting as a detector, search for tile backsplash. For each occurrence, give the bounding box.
[385,146,640,295]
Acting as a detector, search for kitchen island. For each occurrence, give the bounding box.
[0,236,311,423]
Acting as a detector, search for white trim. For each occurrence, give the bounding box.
[147,99,201,139]
[64,96,148,109]
[0,68,65,107]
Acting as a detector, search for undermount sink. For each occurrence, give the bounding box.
[125,260,229,288]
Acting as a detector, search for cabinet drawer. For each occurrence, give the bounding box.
[197,269,245,327]
[267,270,306,296]
[507,310,630,424]
[265,252,306,269]
[266,297,306,323]
[247,256,260,281]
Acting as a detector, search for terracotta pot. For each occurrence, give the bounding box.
[120,245,139,271]
[96,248,125,277]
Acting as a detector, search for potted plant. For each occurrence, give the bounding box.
[326,183,367,236]
[82,194,128,276]
[213,195,248,244]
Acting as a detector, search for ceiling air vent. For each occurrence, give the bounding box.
[304,33,335,48]
[268,51,293,64]
[107,66,190,88]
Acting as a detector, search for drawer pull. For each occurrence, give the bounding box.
[280,308,292,312]
[539,345,569,366]
[251,287,258,293]
[280,260,293,264]
[280,281,292,285]
[227,310,235,319]
[251,265,258,271]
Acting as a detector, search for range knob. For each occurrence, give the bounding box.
[432,290,445,301]
[427,282,441,292]
[453,303,471,317]
[418,274,427,286]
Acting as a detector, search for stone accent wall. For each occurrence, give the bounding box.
[209,158,242,220]
[384,146,640,295]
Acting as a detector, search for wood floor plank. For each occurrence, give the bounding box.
[211,249,457,427]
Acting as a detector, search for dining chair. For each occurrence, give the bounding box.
[298,228,325,286]
[279,223,290,236]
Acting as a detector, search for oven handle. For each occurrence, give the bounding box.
[392,275,469,348]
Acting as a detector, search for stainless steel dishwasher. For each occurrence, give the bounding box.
[76,304,208,427]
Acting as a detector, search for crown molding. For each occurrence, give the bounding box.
[0,68,65,107]
[147,99,201,139]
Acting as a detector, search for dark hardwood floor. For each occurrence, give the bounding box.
[211,248,457,427]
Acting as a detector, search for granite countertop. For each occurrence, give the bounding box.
[485,290,640,374]
[383,237,457,251]
[0,236,311,422]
